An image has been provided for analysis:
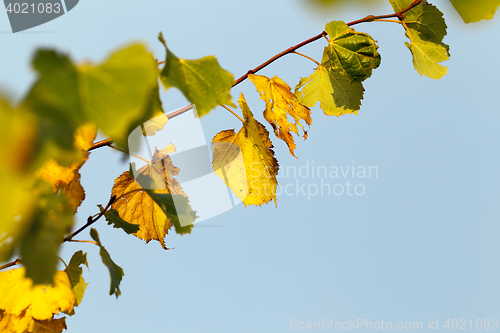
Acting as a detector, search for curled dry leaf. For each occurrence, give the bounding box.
[249,74,311,158]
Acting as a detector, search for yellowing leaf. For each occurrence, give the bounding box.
[389,0,450,79]
[449,0,500,23]
[295,64,364,116]
[212,93,279,207]
[63,250,88,308]
[73,123,97,151]
[0,267,74,333]
[248,74,311,158]
[35,157,87,213]
[111,147,187,248]
[158,33,235,117]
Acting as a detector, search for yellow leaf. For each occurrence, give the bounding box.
[35,158,87,213]
[34,123,95,213]
[0,267,75,333]
[73,123,97,151]
[212,93,279,207]
[249,74,311,158]
[111,147,186,249]
[0,312,67,333]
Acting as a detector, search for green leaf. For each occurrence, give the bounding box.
[158,32,235,117]
[64,250,89,309]
[448,0,500,23]
[389,0,450,79]
[19,181,74,285]
[22,44,160,157]
[89,228,124,298]
[144,190,197,235]
[324,21,381,82]
[295,64,364,116]
[104,208,140,235]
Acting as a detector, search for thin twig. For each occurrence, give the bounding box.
[0,259,21,271]
[63,195,116,242]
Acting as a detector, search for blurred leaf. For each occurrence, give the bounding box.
[22,44,159,156]
[0,267,74,333]
[449,0,500,23]
[104,209,140,235]
[63,250,88,309]
[212,93,279,207]
[158,32,235,117]
[19,182,74,285]
[89,229,123,298]
[248,74,311,158]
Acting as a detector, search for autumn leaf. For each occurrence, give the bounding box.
[0,267,74,333]
[248,74,311,158]
[323,21,381,82]
[143,190,197,235]
[158,32,235,117]
[63,250,88,309]
[111,147,189,248]
[295,64,364,116]
[89,229,123,298]
[103,208,140,235]
[448,0,500,23]
[389,0,449,79]
[212,93,279,207]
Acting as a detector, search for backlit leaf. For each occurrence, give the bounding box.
[389,0,449,79]
[158,32,235,117]
[103,208,140,235]
[212,93,279,206]
[295,64,364,116]
[143,190,196,235]
[111,147,189,248]
[89,229,123,298]
[448,0,500,23]
[323,21,381,82]
[63,250,88,308]
[248,74,311,158]
[0,267,74,333]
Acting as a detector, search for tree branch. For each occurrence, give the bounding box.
[87,0,422,149]
[63,195,116,242]
[232,0,421,87]
[0,258,21,271]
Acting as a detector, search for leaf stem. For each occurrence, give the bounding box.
[63,195,116,242]
[293,51,321,66]
[221,105,244,123]
[0,259,21,271]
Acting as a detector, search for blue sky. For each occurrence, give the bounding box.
[1,0,499,332]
